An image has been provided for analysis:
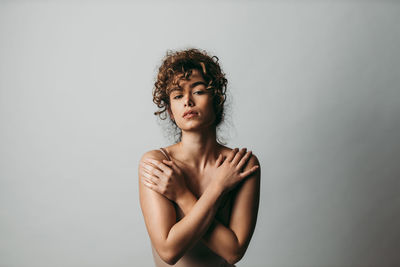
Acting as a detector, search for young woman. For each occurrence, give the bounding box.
[138,48,261,266]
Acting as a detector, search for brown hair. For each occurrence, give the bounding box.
[152,48,228,128]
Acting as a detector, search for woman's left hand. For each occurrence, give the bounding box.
[140,158,189,203]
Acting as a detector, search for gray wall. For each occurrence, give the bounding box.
[1,1,399,267]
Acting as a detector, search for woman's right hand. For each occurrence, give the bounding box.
[213,148,259,194]
[140,157,189,203]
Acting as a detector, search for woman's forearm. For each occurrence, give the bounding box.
[164,181,225,264]
[175,190,241,263]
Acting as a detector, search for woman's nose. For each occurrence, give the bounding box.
[184,94,194,107]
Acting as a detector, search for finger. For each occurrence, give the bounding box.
[142,179,158,192]
[141,170,160,183]
[145,158,168,171]
[140,164,155,175]
[146,177,159,187]
[162,159,175,172]
[142,175,156,185]
[162,159,173,166]
[232,148,247,165]
[163,159,181,175]
[144,158,171,173]
[141,167,154,177]
[226,148,239,162]
[239,165,260,179]
[236,150,252,170]
[140,161,155,172]
[141,161,164,178]
[215,154,223,167]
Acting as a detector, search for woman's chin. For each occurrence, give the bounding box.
[176,117,215,130]
[179,123,215,133]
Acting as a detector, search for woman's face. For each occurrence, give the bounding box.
[168,69,216,131]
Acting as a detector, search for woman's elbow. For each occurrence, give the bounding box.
[226,248,246,265]
[227,254,243,265]
[159,254,178,265]
[156,246,182,265]
[161,253,180,265]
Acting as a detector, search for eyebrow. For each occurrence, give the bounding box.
[170,81,207,93]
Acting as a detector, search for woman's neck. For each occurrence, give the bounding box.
[177,127,220,171]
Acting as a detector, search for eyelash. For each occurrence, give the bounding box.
[173,91,205,99]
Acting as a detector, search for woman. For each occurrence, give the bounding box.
[138,48,261,266]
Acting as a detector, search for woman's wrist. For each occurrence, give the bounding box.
[175,182,225,215]
[203,180,228,214]
[208,178,228,200]
[175,190,197,214]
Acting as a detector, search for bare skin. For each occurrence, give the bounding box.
[138,69,261,266]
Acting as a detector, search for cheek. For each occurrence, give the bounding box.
[168,103,177,118]
[203,100,216,119]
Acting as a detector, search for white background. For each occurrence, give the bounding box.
[1,1,399,266]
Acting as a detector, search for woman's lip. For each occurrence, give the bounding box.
[183,112,198,118]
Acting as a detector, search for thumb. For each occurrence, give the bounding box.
[164,159,182,174]
[162,159,173,166]
[162,159,177,173]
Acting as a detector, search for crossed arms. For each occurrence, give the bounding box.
[138,149,261,265]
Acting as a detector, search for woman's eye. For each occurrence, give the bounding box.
[173,91,204,99]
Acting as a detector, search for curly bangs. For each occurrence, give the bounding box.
[152,48,228,127]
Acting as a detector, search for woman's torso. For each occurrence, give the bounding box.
[151,145,236,267]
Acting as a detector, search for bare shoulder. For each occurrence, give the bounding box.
[139,149,169,163]
[138,149,170,186]
[138,148,176,211]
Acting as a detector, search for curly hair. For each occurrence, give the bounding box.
[152,48,228,128]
